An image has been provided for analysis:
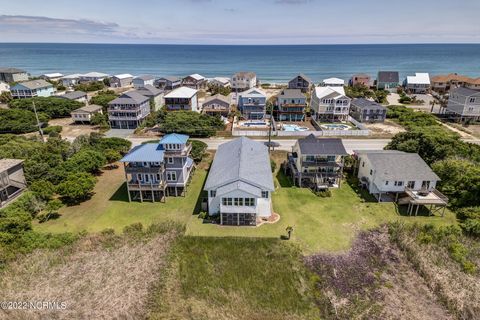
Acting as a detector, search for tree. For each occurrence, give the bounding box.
[90,90,118,110]
[189,140,207,162]
[74,81,105,92]
[8,97,83,118]
[0,109,49,134]
[61,149,107,174]
[0,91,12,103]
[30,180,56,201]
[38,199,63,223]
[160,111,225,137]
[56,172,96,203]
[104,149,122,164]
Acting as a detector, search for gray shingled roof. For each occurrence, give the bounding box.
[297,73,312,83]
[450,87,480,97]
[135,75,156,81]
[203,94,231,105]
[12,79,52,90]
[204,137,274,191]
[0,67,26,74]
[131,84,162,97]
[72,104,103,114]
[60,91,87,100]
[377,71,399,83]
[109,91,149,105]
[362,151,440,181]
[297,135,348,155]
[278,89,305,99]
[158,76,180,82]
[0,159,24,173]
[351,98,386,111]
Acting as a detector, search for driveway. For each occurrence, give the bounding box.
[104,129,135,139]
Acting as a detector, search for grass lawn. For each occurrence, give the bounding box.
[186,151,457,253]
[148,237,319,320]
[34,166,206,234]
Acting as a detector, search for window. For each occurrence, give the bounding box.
[394,181,404,187]
[137,173,142,181]
[167,157,174,164]
[145,174,149,182]
[469,97,476,103]
[385,181,389,186]
[261,191,269,199]
[156,174,161,181]
[210,190,216,197]
[362,161,365,167]
[407,181,415,189]
[234,198,244,206]
[369,169,373,175]
[244,198,255,206]
[422,181,430,189]
[166,172,176,181]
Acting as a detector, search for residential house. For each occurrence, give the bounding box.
[0,159,27,208]
[119,133,195,202]
[131,85,165,111]
[0,81,9,93]
[350,98,387,123]
[237,87,267,120]
[156,76,181,90]
[321,78,345,87]
[164,86,199,112]
[202,94,231,117]
[71,104,103,123]
[0,67,29,83]
[404,73,431,94]
[376,71,399,90]
[79,72,109,83]
[204,137,274,226]
[350,74,372,87]
[275,89,306,121]
[133,75,156,88]
[446,87,480,121]
[110,74,133,88]
[231,72,257,92]
[431,74,480,93]
[182,74,207,90]
[310,86,351,122]
[10,80,54,99]
[288,74,312,93]
[61,74,82,87]
[355,150,448,214]
[209,77,231,88]
[108,91,151,129]
[59,90,88,103]
[41,73,63,82]
[286,135,347,189]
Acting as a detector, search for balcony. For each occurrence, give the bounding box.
[125,165,164,174]
[163,143,192,156]
[220,204,257,214]
[127,180,166,190]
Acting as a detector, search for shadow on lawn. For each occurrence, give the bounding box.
[276,170,294,188]
[109,182,129,202]
[345,174,380,204]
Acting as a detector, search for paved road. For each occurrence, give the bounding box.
[128,137,393,153]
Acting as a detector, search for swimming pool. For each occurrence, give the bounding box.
[244,121,268,127]
[282,124,310,132]
[320,124,352,131]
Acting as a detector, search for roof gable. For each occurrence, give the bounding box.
[297,135,348,155]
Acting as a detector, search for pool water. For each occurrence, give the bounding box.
[282,124,310,132]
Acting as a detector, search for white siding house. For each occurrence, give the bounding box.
[204,137,274,225]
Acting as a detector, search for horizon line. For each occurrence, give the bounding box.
[1,41,480,46]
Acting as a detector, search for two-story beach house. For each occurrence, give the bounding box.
[446,87,480,122]
[131,85,164,111]
[275,89,306,121]
[350,98,387,123]
[156,76,182,91]
[61,74,82,87]
[0,67,29,83]
[133,75,156,88]
[0,159,27,208]
[204,137,274,226]
[430,74,480,93]
[110,74,133,88]
[237,87,267,120]
[310,86,351,122]
[209,77,231,88]
[288,74,312,93]
[10,80,54,99]
[182,74,207,90]
[286,135,348,189]
[377,71,399,90]
[108,91,150,129]
[404,73,431,94]
[41,73,64,82]
[59,91,88,103]
[164,86,199,112]
[202,94,231,117]
[120,133,195,202]
[231,72,257,92]
[355,150,448,214]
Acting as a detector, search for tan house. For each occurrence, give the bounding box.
[350,74,372,87]
[431,74,480,93]
[71,104,103,123]
[202,94,231,117]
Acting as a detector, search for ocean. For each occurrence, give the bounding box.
[0,43,479,83]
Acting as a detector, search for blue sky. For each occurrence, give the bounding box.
[1,0,479,44]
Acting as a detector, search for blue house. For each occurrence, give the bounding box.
[237,88,267,120]
[10,79,54,99]
[120,133,195,202]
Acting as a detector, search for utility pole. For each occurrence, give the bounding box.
[268,114,273,153]
[32,100,45,142]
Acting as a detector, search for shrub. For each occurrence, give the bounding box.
[74,81,105,92]
[160,111,224,137]
[0,109,48,134]
[56,172,96,203]
[43,125,63,135]
[123,222,143,236]
[190,140,207,162]
[270,159,277,173]
[30,180,56,201]
[9,97,83,118]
